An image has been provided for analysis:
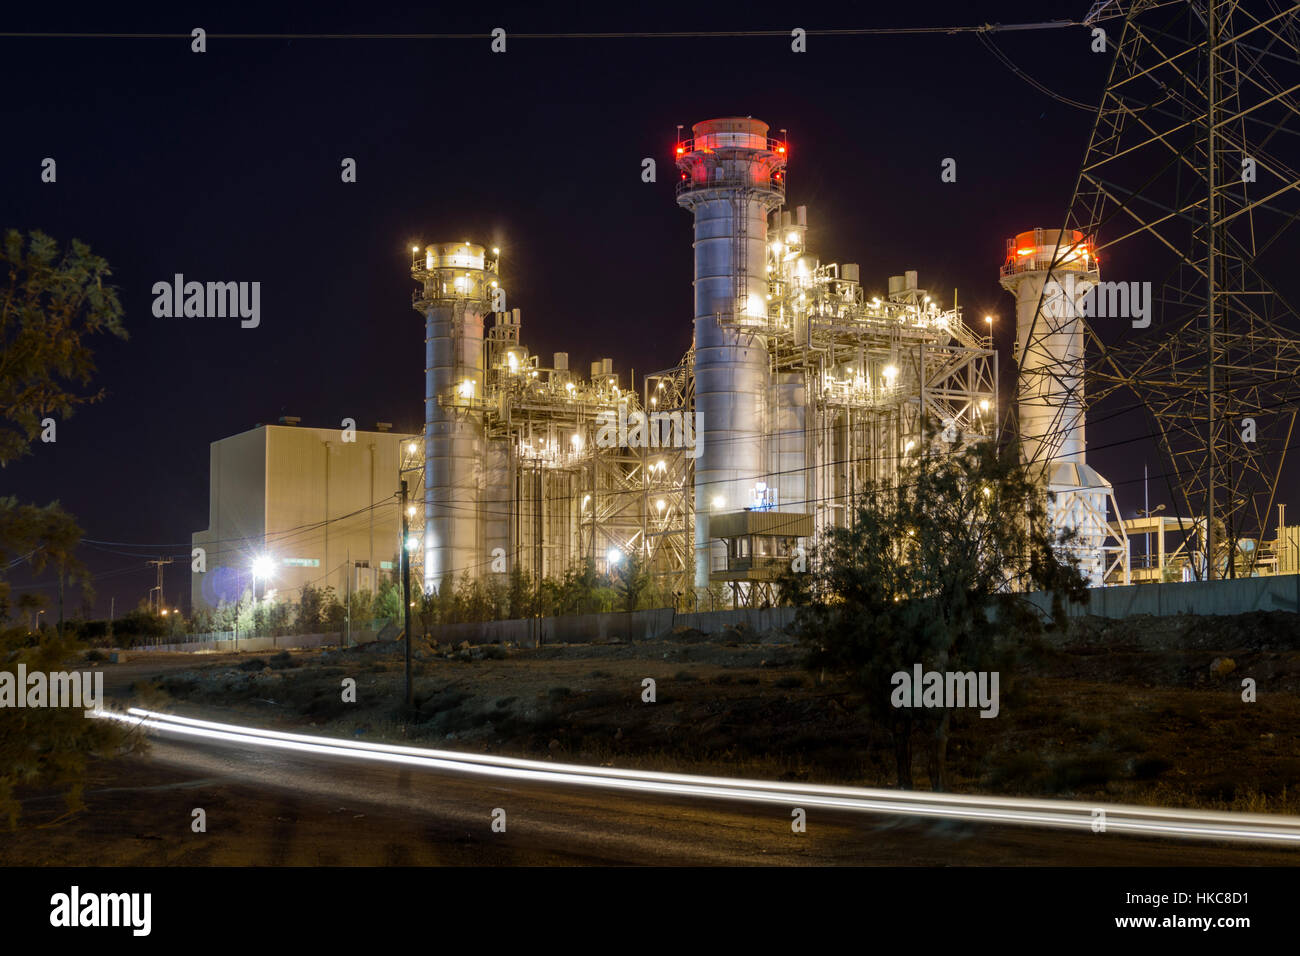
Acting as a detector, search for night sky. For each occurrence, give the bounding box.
[1,1,1203,616]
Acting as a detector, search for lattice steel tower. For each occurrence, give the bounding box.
[1051,0,1300,578]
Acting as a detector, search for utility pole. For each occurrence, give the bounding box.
[400,480,413,712]
[345,547,351,648]
[147,557,173,613]
[322,440,332,591]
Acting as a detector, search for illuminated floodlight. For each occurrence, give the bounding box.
[457,379,475,399]
[656,499,666,511]
[883,365,898,383]
[405,536,419,551]
[786,232,798,244]
[251,555,274,579]
[408,442,417,454]
[412,245,419,253]
[571,433,584,450]
[606,548,622,566]
[979,399,991,411]
[712,495,725,510]
[407,505,417,517]
[492,247,500,255]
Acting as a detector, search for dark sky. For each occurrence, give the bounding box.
[1,1,1217,615]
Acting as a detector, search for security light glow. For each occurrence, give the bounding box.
[606,548,622,565]
[251,555,274,579]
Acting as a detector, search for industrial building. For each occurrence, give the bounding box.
[193,115,1298,612]
[406,117,999,605]
[191,422,416,611]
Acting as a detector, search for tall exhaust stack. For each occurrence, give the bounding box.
[999,228,1124,585]
[412,242,501,594]
[675,117,788,590]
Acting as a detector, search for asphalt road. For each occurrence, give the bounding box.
[10,711,1298,866]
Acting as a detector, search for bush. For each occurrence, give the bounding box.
[268,650,299,670]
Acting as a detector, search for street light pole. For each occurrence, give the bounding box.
[401,480,413,712]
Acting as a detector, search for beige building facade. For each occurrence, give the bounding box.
[192,423,416,611]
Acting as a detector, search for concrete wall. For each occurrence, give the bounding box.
[431,608,677,647]
[160,574,1299,653]
[1023,572,1300,619]
[146,628,383,654]
[426,606,796,647]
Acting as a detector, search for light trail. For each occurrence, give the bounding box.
[92,707,1300,845]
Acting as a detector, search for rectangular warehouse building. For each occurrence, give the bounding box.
[191,422,417,612]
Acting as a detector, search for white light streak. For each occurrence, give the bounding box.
[89,708,1300,845]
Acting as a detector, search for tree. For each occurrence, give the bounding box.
[614,552,650,612]
[297,583,333,634]
[789,426,1089,791]
[0,230,127,467]
[374,578,403,622]
[505,567,533,620]
[0,230,129,825]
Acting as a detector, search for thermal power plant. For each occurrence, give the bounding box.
[675,118,788,588]
[999,229,1128,586]
[412,242,509,594]
[405,117,999,606]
